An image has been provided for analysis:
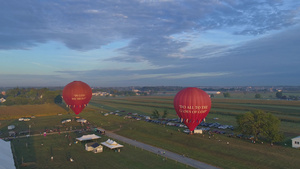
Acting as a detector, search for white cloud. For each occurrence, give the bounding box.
[1,0,300,86]
[113,13,128,19]
[84,9,101,14]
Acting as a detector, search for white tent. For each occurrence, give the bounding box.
[76,134,101,141]
[8,125,15,130]
[292,136,300,148]
[101,139,124,149]
[76,119,87,123]
[0,139,15,169]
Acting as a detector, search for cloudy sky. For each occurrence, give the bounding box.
[1,0,300,87]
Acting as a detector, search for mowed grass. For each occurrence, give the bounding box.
[80,111,300,169]
[2,95,300,169]
[11,133,186,169]
[87,96,300,168]
[7,114,185,169]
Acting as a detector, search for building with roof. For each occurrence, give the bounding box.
[85,142,103,153]
[95,127,105,135]
[292,136,300,148]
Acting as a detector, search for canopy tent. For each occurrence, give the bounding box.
[101,139,124,149]
[95,127,105,134]
[0,139,15,169]
[76,134,101,142]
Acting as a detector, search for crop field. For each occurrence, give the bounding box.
[86,95,300,168]
[0,104,69,120]
[1,94,300,169]
[90,96,300,137]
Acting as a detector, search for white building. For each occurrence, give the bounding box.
[193,129,203,134]
[85,142,103,153]
[0,98,6,103]
[292,136,300,148]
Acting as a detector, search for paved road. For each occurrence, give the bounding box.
[105,131,219,169]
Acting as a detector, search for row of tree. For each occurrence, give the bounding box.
[0,88,62,106]
[276,91,299,100]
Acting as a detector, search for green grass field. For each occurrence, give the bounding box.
[79,111,300,169]
[0,104,69,120]
[90,96,300,138]
[1,95,300,169]
[11,132,186,169]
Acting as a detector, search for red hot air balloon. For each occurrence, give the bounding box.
[62,81,92,115]
[173,87,211,134]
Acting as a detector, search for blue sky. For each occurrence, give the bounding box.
[1,0,300,87]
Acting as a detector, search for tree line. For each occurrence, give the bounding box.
[0,88,62,106]
[276,91,299,100]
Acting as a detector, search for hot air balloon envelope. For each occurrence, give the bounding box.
[62,81,92,115]
[173,87,211,133]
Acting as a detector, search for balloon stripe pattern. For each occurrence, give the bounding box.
[62,81,92,115]
[173,87,211,133]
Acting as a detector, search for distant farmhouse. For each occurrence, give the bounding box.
[92,92,112,96]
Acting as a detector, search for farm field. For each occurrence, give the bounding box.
[0,104,69,120]
[91,96,300,137]
[84,96,300,169]
[1,95,300,169]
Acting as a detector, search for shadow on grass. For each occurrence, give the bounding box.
[11,136,37,168]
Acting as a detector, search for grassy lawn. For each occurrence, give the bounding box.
[79,111,300,169]
[11,133,186,169]
[1,95,300,169]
